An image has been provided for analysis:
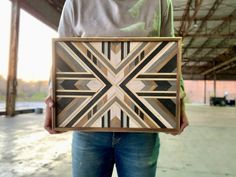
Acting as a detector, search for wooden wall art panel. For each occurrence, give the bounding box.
[52,37,182,132]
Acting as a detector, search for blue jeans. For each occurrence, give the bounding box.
[72,132,160,177]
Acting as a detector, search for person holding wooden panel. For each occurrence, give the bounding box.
[44,0,189,177]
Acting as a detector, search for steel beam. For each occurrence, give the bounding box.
[178,0,203,37]
[183,57,214,61]
[183,33,236,38]
[184,46,229,49]
[183,73,236,80]
[215,62,236,74]
[213,65,216,97]
[177,0,193,36]
[204,75,206,104]
[187,9,236,62]
[194,27,236,64]
[183,0,224,55]
[174,16,236,21]
[189,43,236,74]
[189,45,236,74]
[202,56,236,75]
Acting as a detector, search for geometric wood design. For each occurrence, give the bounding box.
[52,37,182,132]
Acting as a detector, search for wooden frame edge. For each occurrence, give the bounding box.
[52,38,57,130]
[52,37,182,42]
[52,37,182,132]
[53,127,180,133]
[176,37,182,131]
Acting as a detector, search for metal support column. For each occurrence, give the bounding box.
[213,71,217,97]
[204,75,207,104]
[6,0,20,117]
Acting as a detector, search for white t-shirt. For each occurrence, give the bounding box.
[58,0,175,37]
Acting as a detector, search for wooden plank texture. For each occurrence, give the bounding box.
[6,0,20,117]
[52,37,182,132]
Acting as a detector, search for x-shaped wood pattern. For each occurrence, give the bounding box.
[52,37,181,132]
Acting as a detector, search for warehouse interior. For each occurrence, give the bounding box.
[0,0,236,177]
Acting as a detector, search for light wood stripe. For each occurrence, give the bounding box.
[139,96,176,99]
[139,73,177,75]
[56,90,95,92]
[56,77,97,80]
[56,72,89,74]
[135,78,177,81]
[56,95,92,98]
[136,91,176,93]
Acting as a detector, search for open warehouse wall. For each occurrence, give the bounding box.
[185,80,236,104]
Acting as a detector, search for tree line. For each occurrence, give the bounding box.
[0,75,49,101]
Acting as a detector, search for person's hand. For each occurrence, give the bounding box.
[44,95,64,134]
[171,98,189,136]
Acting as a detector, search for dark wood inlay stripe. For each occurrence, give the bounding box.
[57,91,95,96]
[57,73,95,78]
[137,92,176,97]
[137,75,176,79]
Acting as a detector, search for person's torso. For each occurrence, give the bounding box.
[70,0,163,37]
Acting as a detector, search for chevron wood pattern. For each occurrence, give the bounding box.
[52,37,182,132]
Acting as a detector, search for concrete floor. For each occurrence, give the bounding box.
[0,104,236,177]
